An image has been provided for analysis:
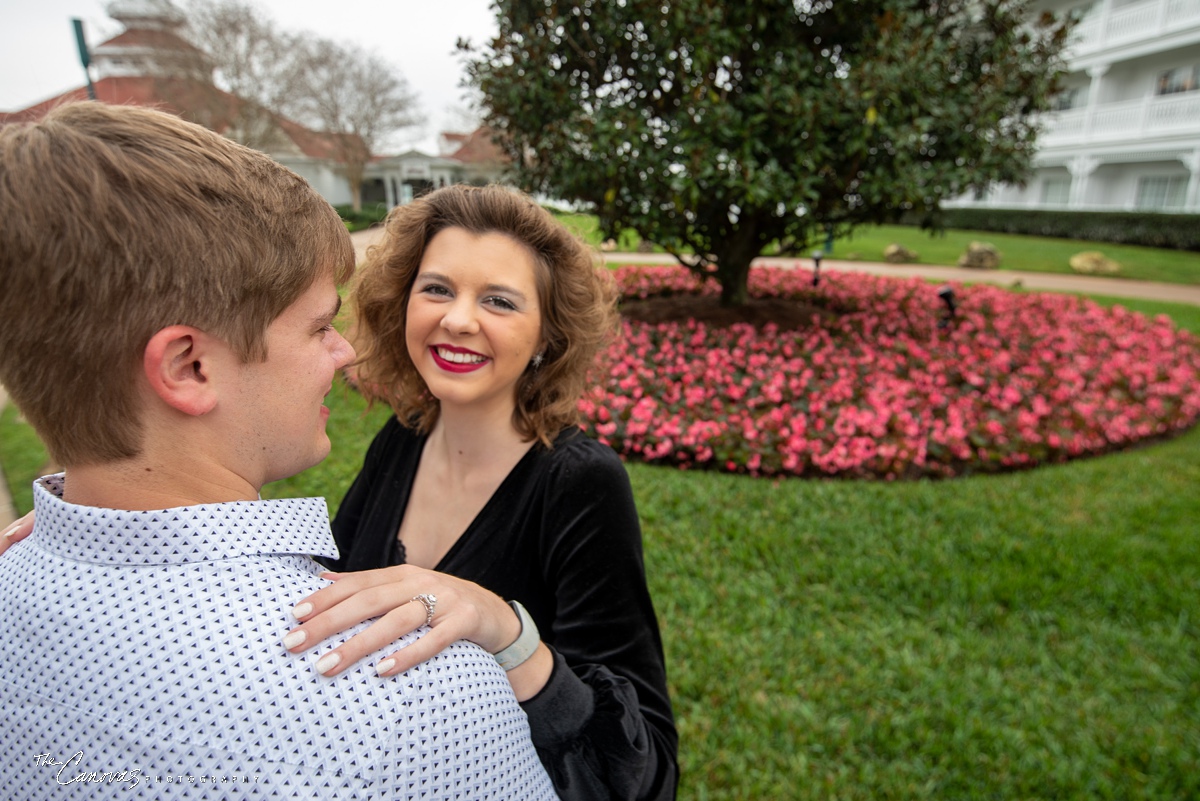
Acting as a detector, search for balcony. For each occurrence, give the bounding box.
[1068,0,1200,56]
[1040,91,1200,145]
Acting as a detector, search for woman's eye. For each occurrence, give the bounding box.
[420,284,451,297]
[486,296,517,311]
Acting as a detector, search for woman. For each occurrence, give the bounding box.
[284,185,678,800]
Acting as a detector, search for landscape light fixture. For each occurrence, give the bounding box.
[937,285,957,329]
[811,249,824,286]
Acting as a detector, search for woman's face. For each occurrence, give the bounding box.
[406,227,543,418]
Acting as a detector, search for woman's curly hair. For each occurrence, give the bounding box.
[351,185,619,446]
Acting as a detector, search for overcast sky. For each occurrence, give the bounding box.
[0,0,498,153]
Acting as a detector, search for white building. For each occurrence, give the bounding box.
[1,0,505,211]
[363,129,510,209]
[955,0,1200,213]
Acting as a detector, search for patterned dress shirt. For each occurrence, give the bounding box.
[0,475,559,800]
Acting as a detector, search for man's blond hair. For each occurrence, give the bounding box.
[0,102,354,465]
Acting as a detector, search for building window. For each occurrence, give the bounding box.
[1049,88,1080,111]
[1136,176,1187,210]
[1041,177,1071,206]
[1157,65,1200,96]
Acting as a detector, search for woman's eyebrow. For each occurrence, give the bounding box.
[416,272,528,303]
[483,283,527,302]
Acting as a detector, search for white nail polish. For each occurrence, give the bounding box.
[315,652,341,675]
[376,658,395,676]
[292,603,312,620]
[282,630,307,649]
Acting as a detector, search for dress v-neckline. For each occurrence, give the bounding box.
[393,434,542,570]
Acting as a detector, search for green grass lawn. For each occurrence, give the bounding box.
[551,210,648,251]
[828,224,1200,286]
[2,295,1197,798]
[0,402,53,515]
[550,209,1200,286]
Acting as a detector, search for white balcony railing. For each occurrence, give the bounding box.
[1068,0,1200,55]
[1041,92,1200,145]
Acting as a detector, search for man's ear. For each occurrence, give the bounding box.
[143,325,223,416]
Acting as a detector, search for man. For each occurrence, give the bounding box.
[0,102,557,799]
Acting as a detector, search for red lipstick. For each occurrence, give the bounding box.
[430,345,490,373]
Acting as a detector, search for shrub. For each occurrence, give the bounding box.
[904,208,1200,251]
[335,202,389,233]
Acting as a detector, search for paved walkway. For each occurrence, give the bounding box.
[1,234,1195,529]
[351,228,1200,306]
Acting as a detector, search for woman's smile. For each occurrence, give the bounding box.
[406,227,543,413]
[431,344,491,372]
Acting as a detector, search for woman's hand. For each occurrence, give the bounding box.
[284,564,524,679]
[0,512,34,557]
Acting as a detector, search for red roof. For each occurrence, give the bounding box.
[0,76,358,161]
[275,116,362,161]
[449,127,508,166]
[0,76,217,125]
[95,27,206,57]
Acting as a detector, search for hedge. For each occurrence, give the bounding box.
[902,208,1200,252]
[335,202,389,233]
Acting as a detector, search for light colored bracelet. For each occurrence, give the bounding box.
[493,600,540,672]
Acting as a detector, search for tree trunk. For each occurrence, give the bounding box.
[344,157,366,213]
[715,219,764,307]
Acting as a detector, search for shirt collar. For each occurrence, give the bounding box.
[30,474,340,566]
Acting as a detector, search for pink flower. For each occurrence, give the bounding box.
[581,265,1200,479]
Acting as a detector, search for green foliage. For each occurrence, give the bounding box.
[464,0,1070,304]
[335,202,389,233]
[550,210,644,250]
[908,208,1200,252]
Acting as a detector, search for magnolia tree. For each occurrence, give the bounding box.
[464,0,1071,305]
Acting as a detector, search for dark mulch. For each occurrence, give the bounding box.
[619,295,838,329]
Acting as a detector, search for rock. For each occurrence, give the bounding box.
[599,238,618,252]
[636,239,656,253]
[957,241,1001,270]
[883,243,918,263]
[1069,251,1121,275]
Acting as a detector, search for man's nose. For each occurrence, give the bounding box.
[332,329,356,368]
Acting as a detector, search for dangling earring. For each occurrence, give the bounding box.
[531,352,544,369]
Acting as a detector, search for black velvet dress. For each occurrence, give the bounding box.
[327,417,678,801]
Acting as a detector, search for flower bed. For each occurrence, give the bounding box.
[578,265,1200,478]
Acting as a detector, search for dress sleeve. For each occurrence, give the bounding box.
[520,439,678,801]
